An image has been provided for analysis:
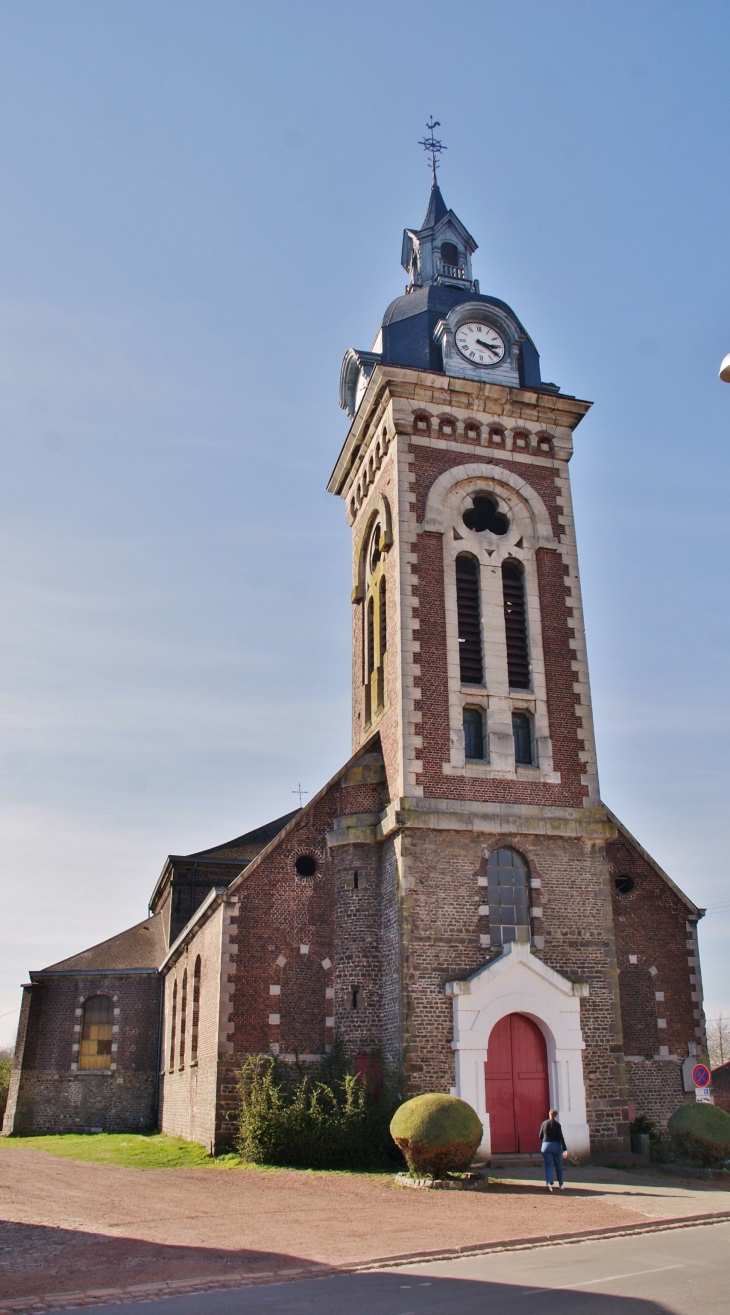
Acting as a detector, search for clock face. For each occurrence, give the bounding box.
[454,321,506,366]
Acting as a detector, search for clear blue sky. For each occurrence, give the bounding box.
[1,0,729,1046]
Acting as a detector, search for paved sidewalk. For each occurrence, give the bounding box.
[1,1146,729,1311]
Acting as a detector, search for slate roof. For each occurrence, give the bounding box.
[183,809,301,861]
[421,180,448,227]
[379,283,543,386]
[40,913,167,973]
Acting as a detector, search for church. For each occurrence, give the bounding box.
[3,164,708,1160]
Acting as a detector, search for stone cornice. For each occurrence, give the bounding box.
[377,795,616,841]
[327,364,592,497]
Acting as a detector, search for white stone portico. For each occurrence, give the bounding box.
[446,941,591,1160]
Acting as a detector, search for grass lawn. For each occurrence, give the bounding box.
[0,1132,237,1169]
[0,1133,396,1174]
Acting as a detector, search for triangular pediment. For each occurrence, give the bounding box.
[446,941,587,1000]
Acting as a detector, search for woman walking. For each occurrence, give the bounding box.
[540,1108,567,1191]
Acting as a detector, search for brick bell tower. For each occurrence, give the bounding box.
[327,157,706,1157]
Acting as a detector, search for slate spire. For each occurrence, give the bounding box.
[421,179,448,229]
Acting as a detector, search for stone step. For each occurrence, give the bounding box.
[486,1152,544,1167]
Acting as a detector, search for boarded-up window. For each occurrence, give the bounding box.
[79,995,113,1071]
[456,554,483,684]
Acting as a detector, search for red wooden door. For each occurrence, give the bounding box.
[485,1014,549,1153]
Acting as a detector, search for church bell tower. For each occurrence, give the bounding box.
[326,136,705,1159]
[330,179,599,817]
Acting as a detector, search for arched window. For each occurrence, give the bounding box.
[362,519,387,725]
[512,712,533,765]
[179,968,188,1069]
[366,596,375,679]
[486,848,530,948]
[441,241,459,269]
[463,707,484,760]
[79,995,113,1071]
[191,956,201,1064]
[502,560,530,688]
[456,554,483,684]
[169,979,177,1073]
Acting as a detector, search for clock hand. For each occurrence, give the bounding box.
[476,338,499,352]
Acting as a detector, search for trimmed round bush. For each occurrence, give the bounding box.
[390,1093,483,1178]
[667,1101,730,1165]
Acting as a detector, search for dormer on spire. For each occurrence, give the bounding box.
[401,184,478,293]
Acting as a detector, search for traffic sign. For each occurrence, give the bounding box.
[691,1063,711,1088]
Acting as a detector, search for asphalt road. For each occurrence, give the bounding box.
[61,1220,730,1315]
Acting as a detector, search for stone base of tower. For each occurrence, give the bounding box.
[376,798,632,1155]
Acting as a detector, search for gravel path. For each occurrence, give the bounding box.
[1,1146,728,1305]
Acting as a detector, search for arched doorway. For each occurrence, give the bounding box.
[485,1013,549,1153]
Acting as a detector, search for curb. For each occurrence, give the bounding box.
[2,1209,730,1313]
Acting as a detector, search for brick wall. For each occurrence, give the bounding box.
[159,902,225,1152]
[4,972,160,1135]
[397,826,630,1149]
[608,832,703,1127]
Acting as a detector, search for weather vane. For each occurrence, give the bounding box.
[292,782,308,808]
[418,117,446,183]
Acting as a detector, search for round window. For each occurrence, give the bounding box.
[295,855,317,878]
[614,875,635,896]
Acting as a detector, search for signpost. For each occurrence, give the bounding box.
[681,1056,713,1100]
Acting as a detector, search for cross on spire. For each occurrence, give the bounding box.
[418,117,446,183]
[292,782,308,808]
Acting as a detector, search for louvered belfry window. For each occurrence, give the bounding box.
[502,560,530,689]
[456,554,483,684]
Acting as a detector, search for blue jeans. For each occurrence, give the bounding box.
[542,1141,564,1186]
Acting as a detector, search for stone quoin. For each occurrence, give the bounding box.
[3,174,708,1159]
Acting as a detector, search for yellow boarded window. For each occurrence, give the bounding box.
[79,995,114,1070]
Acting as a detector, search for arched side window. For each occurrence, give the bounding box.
[502,560,530,689]
[512,712,533,765]
[463,707,484,760]
[440,241,459,271]
[456,554,483,684]
[179,968,188,1069]
[169,979,178,1073]
[362,519,387,725]
[366,596,375,680]
[487,848,530,948]
[79,995,113,1071]
[191,956,201,1064]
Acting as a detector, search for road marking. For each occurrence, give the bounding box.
[520,1263,684,1295]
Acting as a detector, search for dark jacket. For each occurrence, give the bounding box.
[539,1118,567,1150]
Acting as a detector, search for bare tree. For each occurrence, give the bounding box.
[706,1015,730,1069]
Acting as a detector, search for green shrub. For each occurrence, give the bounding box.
[0,1057,10,1122]
[390,1093,483,1178]
[667,1101,730,1166]
[236,1048,399,1170]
